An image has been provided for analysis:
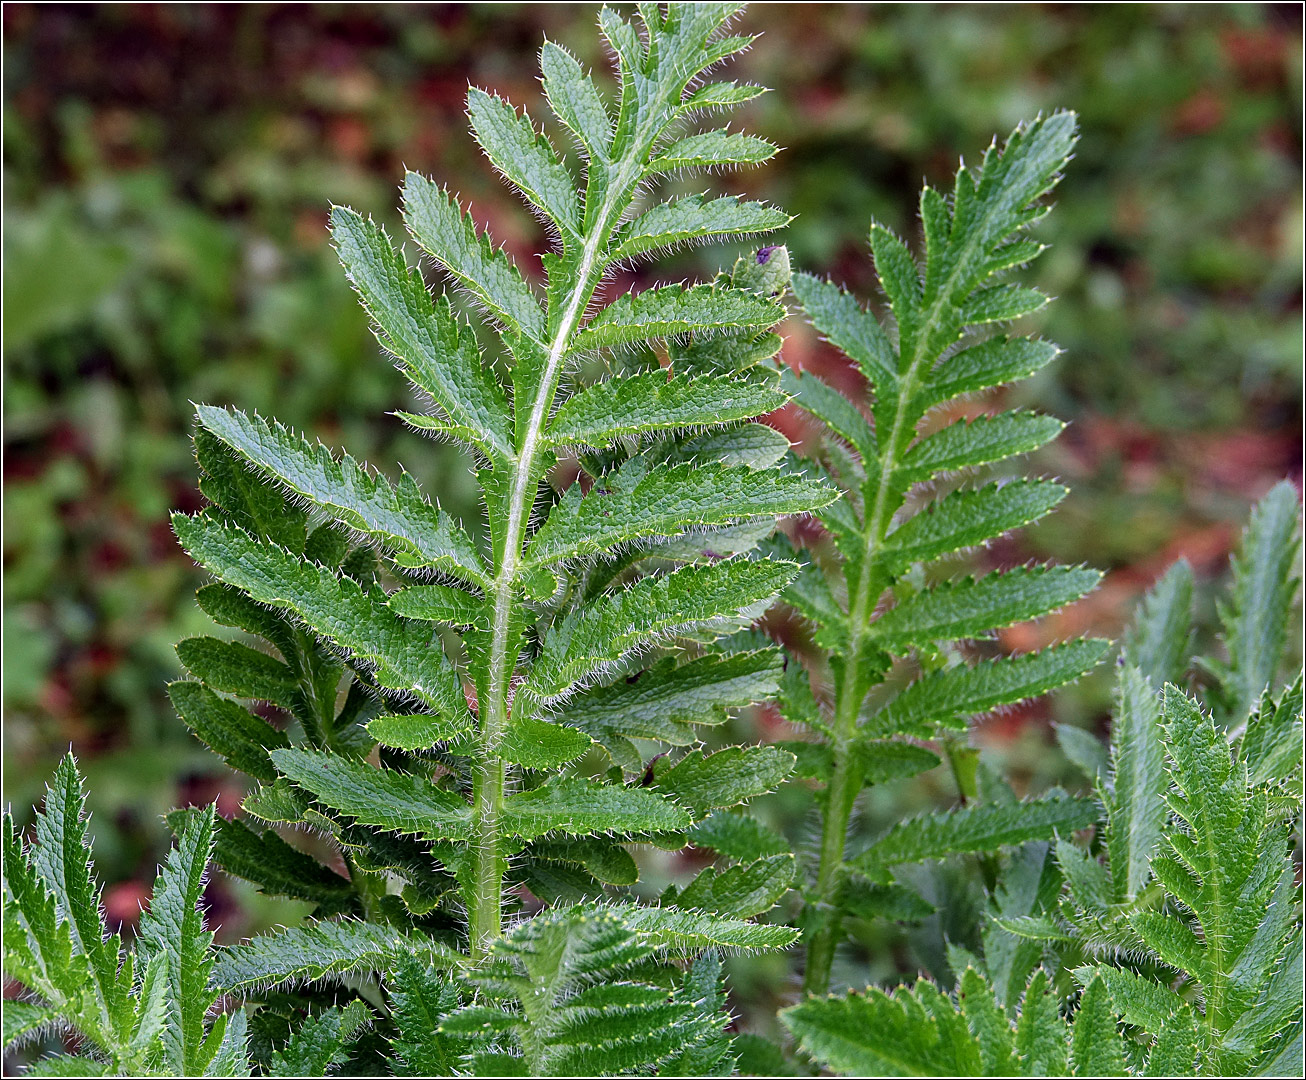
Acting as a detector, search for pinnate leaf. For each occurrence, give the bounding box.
[173,514,470,723]
[402,173,544,340]
[544,369,786,449]
[197,404,487,584]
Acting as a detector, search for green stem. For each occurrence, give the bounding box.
[803,366,925,996]
[468,757,506,957]
[467,102,681,957]
[344,851,388,922]
[942,735,973,807]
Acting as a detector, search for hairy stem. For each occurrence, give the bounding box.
[804,367,921,994]
[468,115,678,956]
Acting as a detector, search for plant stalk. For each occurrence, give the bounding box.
[467,107,678,955]
[803,361,926,995]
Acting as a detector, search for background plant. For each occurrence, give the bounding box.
[3,759,247,1076]
[780,482,1303,1077]
[762,110,1108,1001]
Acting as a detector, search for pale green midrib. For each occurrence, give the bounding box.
[471,86,691,956]
[808,194,1047,989]
[44,791,123,1056]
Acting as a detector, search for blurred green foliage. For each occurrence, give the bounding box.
[2,0,1299,1008]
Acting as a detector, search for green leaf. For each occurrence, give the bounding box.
[168,681,288,783]
[452,902,741,1075]
[214,920,458,993]
[871,639,1110,737]
[268,1000,371,1077]
[1224,929,1303,1058]
[401,173,544,340]
[565,650,782,753]
[30,756,121,1022]
[524,461,831,567]
[522,558,798,705]
[530,838,638,887]
[682,79,766,111]
[688,811,790,863]
[1132,910,1209,980]
[1103,664,1166,902]
[196,404,487,585]
[466,87,578,234]
[1144,1001,1200,1076]
[175,636,299,708]
[2,810,89,1028]
[387,957,468,1077]
[791,272,896,390]
[897,411,1065,486]
[3,1001,58,1049]
[870,223,922,353]
[1136,682,1301,1070]
[173,515,470,724]
[614,905,798,952]
[1075,963,1190,1037]
[330,207,513,465]
[22,1056,110,1077]
[1014,969,1070,1077]
[1221,481,1302,721]
[852,792,1100,878]
[1056,722,1108,783]
[654,745,796,819]
[544,369,787,449]
[269,747,473,841]
[197,813,356,916]
[194,428,306,552]
[780,366,877,454]
[387,584,483,627]
[918,336,1060,411]
[959,283,1048,325]
[368,712,474,751]
[920,111,1076,348]
[648,130,777,173]
[872,565,1100,651]
[1123,558,1194,688]
[194,582,298,661]
[835,878,936,922]
[670,854,795,918]
[665,422,791,470]
[1069,975,1127,1077]
[540,41,611,161]
[958,967,1016,1075]
[1058,836,1114,915]
[501,777,690,840]
[202,1007,251,1078]
[576,283,783,350]
[611,195,789,261]
[850,739,942,786]
[781,981,983,1077]
[498,715,593,770]
[1242,675,1304,786]
[136,804,217,1077]
[882,480,1069,568]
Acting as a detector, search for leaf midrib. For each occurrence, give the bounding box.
[473,71,703,955]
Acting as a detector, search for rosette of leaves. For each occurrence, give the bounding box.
[761,111,1108,995]
[407,907,737,1077]
[779,484,1303,1077]
[163,3,827,1072]
[998,481,1305,1076]
[2,757,251,1076]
